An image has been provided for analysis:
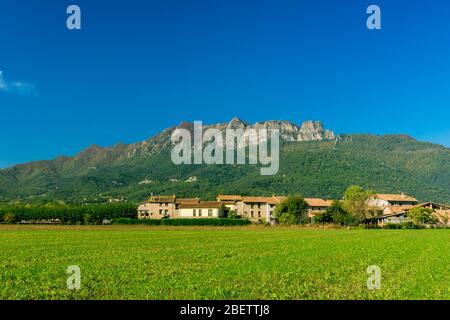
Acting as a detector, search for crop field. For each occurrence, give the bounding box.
[0,225,449,300]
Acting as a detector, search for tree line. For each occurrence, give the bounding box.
[0,202,137,224]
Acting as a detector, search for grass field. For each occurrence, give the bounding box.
[0,225,449,300]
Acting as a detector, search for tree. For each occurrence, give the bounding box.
[326,200,356,226]
[275,195,308,225]
[407,207,437,226]
[343,185,374,223]
[314,210,333,225]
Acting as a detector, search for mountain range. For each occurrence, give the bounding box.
[0,118,449,204]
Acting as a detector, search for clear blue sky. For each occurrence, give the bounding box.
[1,0,449,167]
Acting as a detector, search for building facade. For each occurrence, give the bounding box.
[178,201,224,218]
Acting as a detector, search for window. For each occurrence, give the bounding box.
[251,211,254,217]
[208,209,212,217]
[258,211,261,218]
[199,209,202,217]
[193,209,196,217]
[159,209,163,214]
[257,203,261,209]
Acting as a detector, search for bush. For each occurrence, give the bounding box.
[383,222,422,229]
[384,223,402,229]
[364,224,381,229]
[3,213,16,223]
[113,218,251,226]
[400,221,422,229]
[83,214,91,225]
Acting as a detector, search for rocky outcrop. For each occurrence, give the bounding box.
[297,120,331,141]
[57,118,335,163]
[211,118,335,143]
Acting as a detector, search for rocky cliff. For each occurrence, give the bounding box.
[125,118,335,157]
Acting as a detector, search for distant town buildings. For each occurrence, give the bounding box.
[138,194,336,223]
[137,192,450,227]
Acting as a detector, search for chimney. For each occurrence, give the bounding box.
[401,192,405,198]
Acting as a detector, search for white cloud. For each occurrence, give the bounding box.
[0,71,6,90]
[0,71,36,95]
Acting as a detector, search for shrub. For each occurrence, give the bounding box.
[3,213,16,223]
[384,223,402,229]
[400,221,422,229]
[314,211,333,225]
[83,214,91,225]
[364,224,381,229]
[383,222,422,229]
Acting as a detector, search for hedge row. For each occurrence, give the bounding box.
[0,203,137,224]
[383,222,423,229]
[113,218,251,226]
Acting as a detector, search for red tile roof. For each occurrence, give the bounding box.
[304,198,333,207]
[376,194,417,202]
[217,195,243,201]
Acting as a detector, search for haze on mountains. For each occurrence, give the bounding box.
[0,118,449,204]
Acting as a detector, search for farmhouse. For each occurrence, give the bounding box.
[304,198,333,219]
[239,196,286,222]
[368,193,418,209]
[137,195,177,219]
[375,202,450,227]
[178,201,225,218]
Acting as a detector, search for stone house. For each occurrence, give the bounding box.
[137,195,177,219]
[368,193,418,209]
[304,198,333,219]
[238,196,286,222]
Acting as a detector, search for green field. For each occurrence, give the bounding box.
[0,225,449,300]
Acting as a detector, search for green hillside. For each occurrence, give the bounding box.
[0,134,449,204]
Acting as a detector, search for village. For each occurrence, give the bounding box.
[137,192,450,227]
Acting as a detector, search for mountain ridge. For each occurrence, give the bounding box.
[0,118,449,204]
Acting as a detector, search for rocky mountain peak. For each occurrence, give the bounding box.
[298,120,329,141]
[227,117,247,129]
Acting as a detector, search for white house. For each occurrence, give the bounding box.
[178,201,224,218]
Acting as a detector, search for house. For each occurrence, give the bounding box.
[375,202,450,227]
[137,192,449,226]
[178,201,225,218]
[368,193,418,209]
[175,197,200,208]
[137,195,177,219]
[239,196,286,222]
[216,195,242,217]
[304,198,333,219]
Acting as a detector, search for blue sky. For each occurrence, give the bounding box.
[0,0,449,167]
